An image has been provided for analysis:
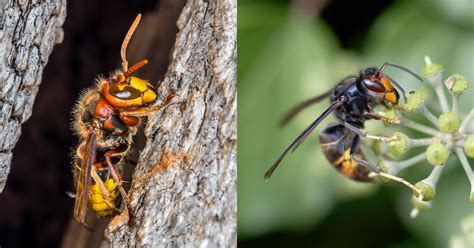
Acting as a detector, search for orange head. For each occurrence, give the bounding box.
[102,60,158,108]
[101,13,158,108]
[358,63,423,105]
[359,67,400,104]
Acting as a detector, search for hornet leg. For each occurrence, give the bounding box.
[90,167,121,213]
[349,134,423,196]
[345,121,399,143]
[365,111,400,125]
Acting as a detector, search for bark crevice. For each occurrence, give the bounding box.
[0,0,67,192]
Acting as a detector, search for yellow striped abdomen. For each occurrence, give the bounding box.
[90,178,120,217]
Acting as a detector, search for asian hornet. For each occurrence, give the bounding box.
[265,63,424,193]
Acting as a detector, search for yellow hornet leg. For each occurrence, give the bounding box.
[377,172,423,198]
[104,157,131,208]
[120,104,164,117]
[104,156,131,230]
[365,111,401,125]
[350,135,423,198]
[120,93,175,117]
[366,134,400,143]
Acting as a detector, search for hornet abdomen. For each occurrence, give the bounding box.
[318,123,371,182]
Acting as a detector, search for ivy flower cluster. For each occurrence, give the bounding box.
[372,56,473,218]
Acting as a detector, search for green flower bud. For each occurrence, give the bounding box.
[421,57,443,85]
[379,108,398,126]
[464,134,474,158]
[426,143,449,166]
[388,132,409,157]
[402,91,425,112]
[421,63,443,77]
[471,192,474,203]
[445,74,469,94]
[414,181,436,201]
[439,112,461,133]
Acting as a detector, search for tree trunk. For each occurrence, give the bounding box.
[106,0,237,247]
[0,0,67,192]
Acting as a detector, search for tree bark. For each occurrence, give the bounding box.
[0,0,67,192]
[106,0,237,247]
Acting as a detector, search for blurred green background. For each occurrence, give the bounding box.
[238,0,474,247]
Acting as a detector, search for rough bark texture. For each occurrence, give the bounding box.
[105,0,237,247]
[0,0,67,192]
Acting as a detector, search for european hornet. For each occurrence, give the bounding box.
[265,63,424,193]
[72,14,169,229]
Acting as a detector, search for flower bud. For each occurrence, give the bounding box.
[402,91,425,112]
[421,62,443,77]
[439,112,460,133]
[378,108,398,126]
[464,134,474,158]
[421,56,443,85]
[445,74,469,94]
[426,143,449,166]
[414,181,436,201]
[388,132,409,157]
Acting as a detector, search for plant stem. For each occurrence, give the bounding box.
[387,152,427,175]
[460,109,474,133]
[421,105,439,127]
[424,165,444,186]
[410,138,433,147]
[401,117,440,136]
[455,148,474,186]
[434,84,450,113]
[398,152,428,170]
[451,95,459,114]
